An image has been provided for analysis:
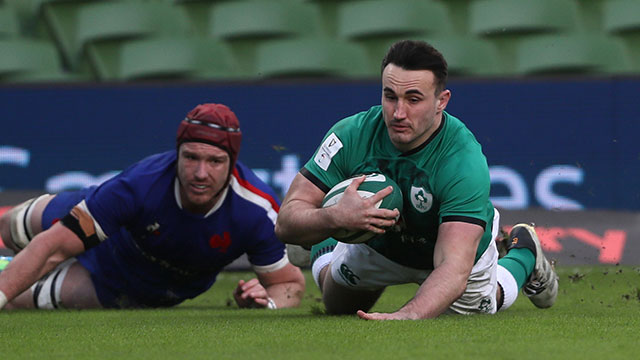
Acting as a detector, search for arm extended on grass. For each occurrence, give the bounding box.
[358,221,483,320]
[233,262,305,309]
[275,173,399,247]
[0,223,85,308]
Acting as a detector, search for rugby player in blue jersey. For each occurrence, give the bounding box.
[0,103,304,310]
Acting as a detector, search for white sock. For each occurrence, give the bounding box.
[497,265,519,311]
[311,253,332,289]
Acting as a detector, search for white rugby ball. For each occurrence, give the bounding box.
[321,173,403,244]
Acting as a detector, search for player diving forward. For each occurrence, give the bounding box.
[276,40,558,319]
[0,103,304,310]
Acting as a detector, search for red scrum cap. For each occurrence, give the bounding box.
[176,103,242,168]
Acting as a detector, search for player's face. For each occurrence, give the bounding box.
[177,142,230,214]
[381,64,450,152]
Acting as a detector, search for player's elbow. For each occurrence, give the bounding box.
[274,219,295,244]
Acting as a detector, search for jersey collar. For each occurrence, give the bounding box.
[399,111,447,157]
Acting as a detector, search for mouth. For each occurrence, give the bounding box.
[189,183,209,194]
[390,122,410,132]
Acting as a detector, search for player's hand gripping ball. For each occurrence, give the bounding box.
[321,173,403,243]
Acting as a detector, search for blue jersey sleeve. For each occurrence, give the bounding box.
[84,151,176,238]
[230,162,286,268]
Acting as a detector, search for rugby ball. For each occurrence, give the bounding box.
[321,173,403,244]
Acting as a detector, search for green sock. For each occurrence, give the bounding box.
[498,248,535,289]
[310,238,338,266]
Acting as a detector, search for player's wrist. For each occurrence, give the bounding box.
[266,297,277,310]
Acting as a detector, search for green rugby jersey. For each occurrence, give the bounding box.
[302,105,494,270]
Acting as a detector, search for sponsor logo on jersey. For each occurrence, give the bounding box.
[146,222,161,235]
[410,185,433,213]
[338,263,360,286]
[314,133,343,171]
[209,231,232,253]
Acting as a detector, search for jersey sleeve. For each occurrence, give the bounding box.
[83,171,143,238]
[83,153,173,238]
[302,113,364,192]
[232,163,288,272]
[245,217,288,273]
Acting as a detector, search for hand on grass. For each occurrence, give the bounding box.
[233,278,272,309]
[357,310,419,320]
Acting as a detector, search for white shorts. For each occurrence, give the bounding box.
[329,210,501,315]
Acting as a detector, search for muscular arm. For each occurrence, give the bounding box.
[275,173,399,247]
[0,223,85,305]
[358,221,483,320]
[258,263,305,308]
[233,262,305,309]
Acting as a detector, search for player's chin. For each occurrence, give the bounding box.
[186,189,216,206]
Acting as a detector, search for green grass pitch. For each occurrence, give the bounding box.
[1,265,639,359]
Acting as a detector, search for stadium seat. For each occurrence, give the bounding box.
[0,38,64,81]
[336,0,452,61]
[41,1,190,69]
[469,0,580,36]
[2,69,88,83]
[421,36,502,76]
[603,0,640,33]
[432,0,474,35]
[255,37,373,79]
[469,0,581,75]
[85,37,239,82]
[514,34,633,75]
[209,1,322,74]
[3,0,53,38]
[174,0,218,37]
[0,5,20,38]
[304,0,341,37]
[603,0,640,71]
[210,1,319,39]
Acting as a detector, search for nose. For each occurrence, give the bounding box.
[194,161,208,179]
[393,100,407,120]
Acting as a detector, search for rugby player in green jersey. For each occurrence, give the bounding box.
[275,40,558,320]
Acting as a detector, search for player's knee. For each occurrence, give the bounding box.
[3,195,50,252]
[321,278,376,315]
[31,259,77,310]
[0,210,13,249]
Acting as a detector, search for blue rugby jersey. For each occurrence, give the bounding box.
[44,150,286,307]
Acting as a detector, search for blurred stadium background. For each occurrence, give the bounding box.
[1,0,639,265]
[1,0,640,81]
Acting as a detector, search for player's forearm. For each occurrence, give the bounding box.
[0,235,62,304]
[266,280,305,308]
[396,264,468,319]
[275,200,340,246]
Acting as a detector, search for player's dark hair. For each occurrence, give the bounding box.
[381,40,448,94]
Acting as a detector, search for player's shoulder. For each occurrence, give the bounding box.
[442,112,480,145]
[123,150,177,178]
[104,150,176,196]
[229,161,281,211]
[335,105,382,129]
[434,113,489,174]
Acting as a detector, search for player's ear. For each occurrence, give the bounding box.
[436,90,451,113]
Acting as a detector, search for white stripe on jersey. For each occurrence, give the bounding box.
[253,255,289,273]
[229,175,278,224]
[78,199,108,242]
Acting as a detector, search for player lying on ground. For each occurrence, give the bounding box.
[276,40,558,320]
[0,103,304,310]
